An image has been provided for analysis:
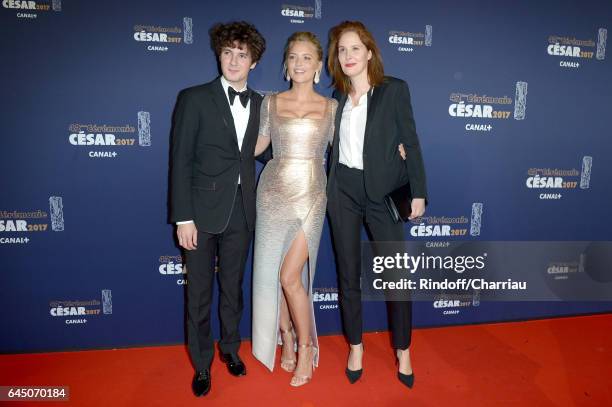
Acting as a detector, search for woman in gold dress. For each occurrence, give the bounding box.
[252,32,337,387]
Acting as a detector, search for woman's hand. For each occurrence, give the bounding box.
[254,135,271,156]
[398,143,425,219]
[409,198,425,220]
[398,143,406,160]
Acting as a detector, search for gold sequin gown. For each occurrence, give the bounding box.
[252,94,337,371]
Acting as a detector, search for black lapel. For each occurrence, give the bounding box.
[363,85,380,146]
[332,93,348,165]
[211,77,239,150]
[242,89,260,157]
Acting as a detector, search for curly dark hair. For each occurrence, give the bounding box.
[209,21,266,63]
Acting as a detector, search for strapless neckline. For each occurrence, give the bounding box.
[273,93,329,121]
[275,115,325,121]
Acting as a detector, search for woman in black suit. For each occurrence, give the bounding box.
[326,21,428,388]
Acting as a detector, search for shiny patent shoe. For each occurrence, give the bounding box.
[290,342,316,387]
[396,348,414,389]
[220,353,246,377]
[192,369,211,397]
[280,328,297,372]
[345,343,363,384]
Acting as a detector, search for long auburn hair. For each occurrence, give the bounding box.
[327,21,385,94]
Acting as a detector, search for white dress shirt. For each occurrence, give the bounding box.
[177,76,250,225]
[338,90,370,170]
[220,75,250,155]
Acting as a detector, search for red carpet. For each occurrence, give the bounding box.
[1,314,610,406]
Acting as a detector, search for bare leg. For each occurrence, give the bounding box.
[397,347,413,375]
[279,230,314,385]
[279,292,296,371]
[347,343,363,370]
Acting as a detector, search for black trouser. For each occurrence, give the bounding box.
[330,164,412,350]
[185,187,252,371]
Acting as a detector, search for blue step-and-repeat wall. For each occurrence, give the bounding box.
[1,0,611,353]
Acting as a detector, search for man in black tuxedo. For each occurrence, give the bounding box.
[169,21,266,397]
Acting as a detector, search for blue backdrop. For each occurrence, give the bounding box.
[1,0,611,353]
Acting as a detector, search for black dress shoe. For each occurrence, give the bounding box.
[345,343,364,384]
[221,353,246,376]
[397,371,414,388]
[192,369,211,397]
[345,367,363,384]
[396,348,414,389]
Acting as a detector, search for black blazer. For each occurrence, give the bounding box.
[170,77,263,233]
[328,76,428,205]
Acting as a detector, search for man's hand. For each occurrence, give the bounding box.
[408,198,426,220]
[177,223,198,250]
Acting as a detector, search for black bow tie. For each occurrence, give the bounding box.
[228,87,250,108]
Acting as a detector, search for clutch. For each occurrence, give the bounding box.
[384,182,412,223]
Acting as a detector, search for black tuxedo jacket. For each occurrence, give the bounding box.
[170,77,263,233]
[328,76,428,205]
